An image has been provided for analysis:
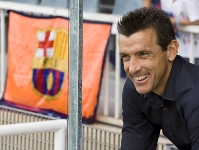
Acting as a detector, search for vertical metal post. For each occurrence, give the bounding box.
[54,127,65,150]
[189,33,194,64]
[0,9,5,99]
[69,0,83,150]
[103,52,109,116]
[114,33,121,119]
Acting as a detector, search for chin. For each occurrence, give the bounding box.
[135,88,151,94]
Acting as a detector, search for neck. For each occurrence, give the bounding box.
[153,61,173,97]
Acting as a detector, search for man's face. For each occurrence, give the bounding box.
[119,29,175,96]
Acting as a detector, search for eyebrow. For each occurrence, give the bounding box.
[119,52,127,56]
[136,50,153,54]
[119,50,153,56]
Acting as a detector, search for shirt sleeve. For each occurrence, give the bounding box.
[121,78,160,150]
[185,91,199,150]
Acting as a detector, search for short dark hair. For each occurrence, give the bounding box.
[117,7,176,51]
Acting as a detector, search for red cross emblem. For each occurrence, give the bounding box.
[38,31,54,57]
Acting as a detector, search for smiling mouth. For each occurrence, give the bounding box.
[134,75,148,81]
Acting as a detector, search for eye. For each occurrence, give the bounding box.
[120,54,130,61]
[139,52,150,58]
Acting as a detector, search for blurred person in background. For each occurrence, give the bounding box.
[143,0,199,64]
[170,0,199,64]
[117,7,199,150]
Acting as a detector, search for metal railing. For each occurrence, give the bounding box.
[0,105,178,150]
[0,105,122,150]
[178,25,199,64]
[0,119,67,150]
[0,1,198,127]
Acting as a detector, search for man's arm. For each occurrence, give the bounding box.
[121,78,160,150]
[171,0,199,26]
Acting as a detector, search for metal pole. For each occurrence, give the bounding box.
[189,33,194,64]
[54,127,65,150]
[69,0,83,150]
[114,33,121,119]
[0,9,5,99]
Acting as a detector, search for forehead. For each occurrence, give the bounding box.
[118,29,158,52]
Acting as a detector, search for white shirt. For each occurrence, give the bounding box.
[171,0,199,58]
[160,0,173,13]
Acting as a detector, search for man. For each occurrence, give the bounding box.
[117,7,199,150]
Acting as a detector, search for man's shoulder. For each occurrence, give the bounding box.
[177,55,199,79]
[174,56,199,100]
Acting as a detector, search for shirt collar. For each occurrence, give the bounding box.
[144,92,155,99]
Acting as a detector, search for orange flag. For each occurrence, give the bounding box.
[2,11,111,123]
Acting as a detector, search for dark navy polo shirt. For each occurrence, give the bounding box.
[121,55,199,150]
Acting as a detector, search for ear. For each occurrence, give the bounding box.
[167,40,179,61]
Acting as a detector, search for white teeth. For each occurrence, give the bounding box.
[134,75,148,81]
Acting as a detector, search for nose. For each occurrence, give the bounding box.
[128,56,141,74]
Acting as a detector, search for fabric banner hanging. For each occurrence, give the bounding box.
[1,11,112,123]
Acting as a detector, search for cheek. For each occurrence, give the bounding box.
[153,59,168,79]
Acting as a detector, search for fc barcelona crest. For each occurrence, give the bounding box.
[31,28,68,100]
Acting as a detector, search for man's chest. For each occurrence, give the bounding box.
[142,99,191,149]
